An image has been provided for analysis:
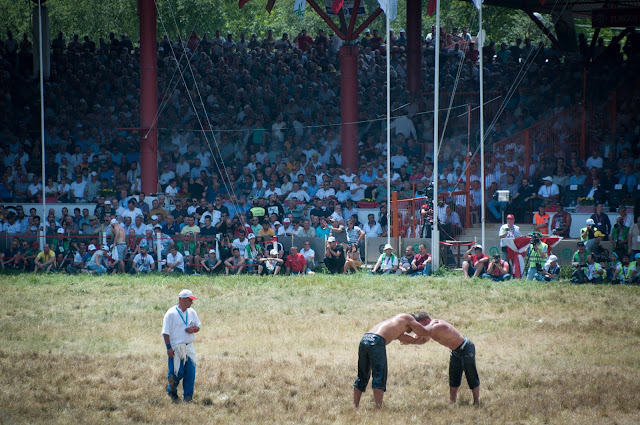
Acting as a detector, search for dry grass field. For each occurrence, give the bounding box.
[1,273,639,425]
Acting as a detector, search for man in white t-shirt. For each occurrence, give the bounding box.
[162,289,201,402]
[70,174,87,202]
[165,246,185,274]
[121,199,143,222]
[498,214,521,260]
[537,176,559,205]
[132,245,155,273]
[300,240,316,272]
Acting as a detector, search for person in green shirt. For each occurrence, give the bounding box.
[525,237,548,281]
[611,217,629,257]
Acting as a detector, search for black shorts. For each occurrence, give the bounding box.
[354,333,387,392]
[449,337,480,389]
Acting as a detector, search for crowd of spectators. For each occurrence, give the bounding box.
[0,24,639,274]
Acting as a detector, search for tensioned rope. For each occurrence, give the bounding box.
[155,0,243,216]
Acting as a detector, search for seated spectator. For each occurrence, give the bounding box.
[285,246,307,274]
[572,253,604,283]
[300,240,316,272]
[297,219,316,238]
[344,243,363,273]
[258,249,283,275]
[537,176,560,205]
[34,244,56,273]
[509,177,536,222]
[408,244,432,276]
[224,247,245,275]
[324,236,345,274]
[481,254,512,281]
[362,214,383,238]
[617,205,634,228]
[200,249,223,274]
[371,244,398,275]
[534,254,560,282]
[397,246,415,275]
[131,245,155,274]
[164,245,185,274]
[345,218,365,247]
[462,245,488,278]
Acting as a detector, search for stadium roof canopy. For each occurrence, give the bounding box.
[461,0,640,18]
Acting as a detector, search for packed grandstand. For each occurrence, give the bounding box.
[0,25,639,274]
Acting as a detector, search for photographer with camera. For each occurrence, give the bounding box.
[612,253,637,284]
[572,253,604,283]
[611,217,629,258]
[525,234,548,281]
[585,230,607,260]
[580,218,597,242]
[572,241,590,266]
[534,255,561,282]
[482,254,511,281]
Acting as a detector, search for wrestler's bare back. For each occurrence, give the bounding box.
[112,224,126,244]
[368,314,421,344]
[422,319,465,350]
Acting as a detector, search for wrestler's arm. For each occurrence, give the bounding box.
[398,333,430,345]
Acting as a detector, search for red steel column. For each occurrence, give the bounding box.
[139,0,158,195]
[340,45,359,171]
[406,0,422,94]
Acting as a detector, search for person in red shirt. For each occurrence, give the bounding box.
[295,29,313,51]
[285,246,307,274]
[462,245,489,278]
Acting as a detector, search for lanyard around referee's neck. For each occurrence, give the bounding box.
[176,306,188,326]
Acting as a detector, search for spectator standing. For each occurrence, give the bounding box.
[162,289,201,403]
[499,214,521,260]
[525,237,548,281]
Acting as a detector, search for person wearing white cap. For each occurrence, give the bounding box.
[162,289,201,402]
[371,244,399,274]
[86,243,107,275]
[200,249,222,274]
[258,248,283,275]
[580,218,597,242]
[537,176,559,205]
[324,236,345,274]
[534,254,560,282]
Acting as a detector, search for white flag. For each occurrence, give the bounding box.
[472,0,483,10]
[294,0,306,19]
[377,0,397,21]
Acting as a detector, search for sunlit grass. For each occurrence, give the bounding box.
[1,273,639,424]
